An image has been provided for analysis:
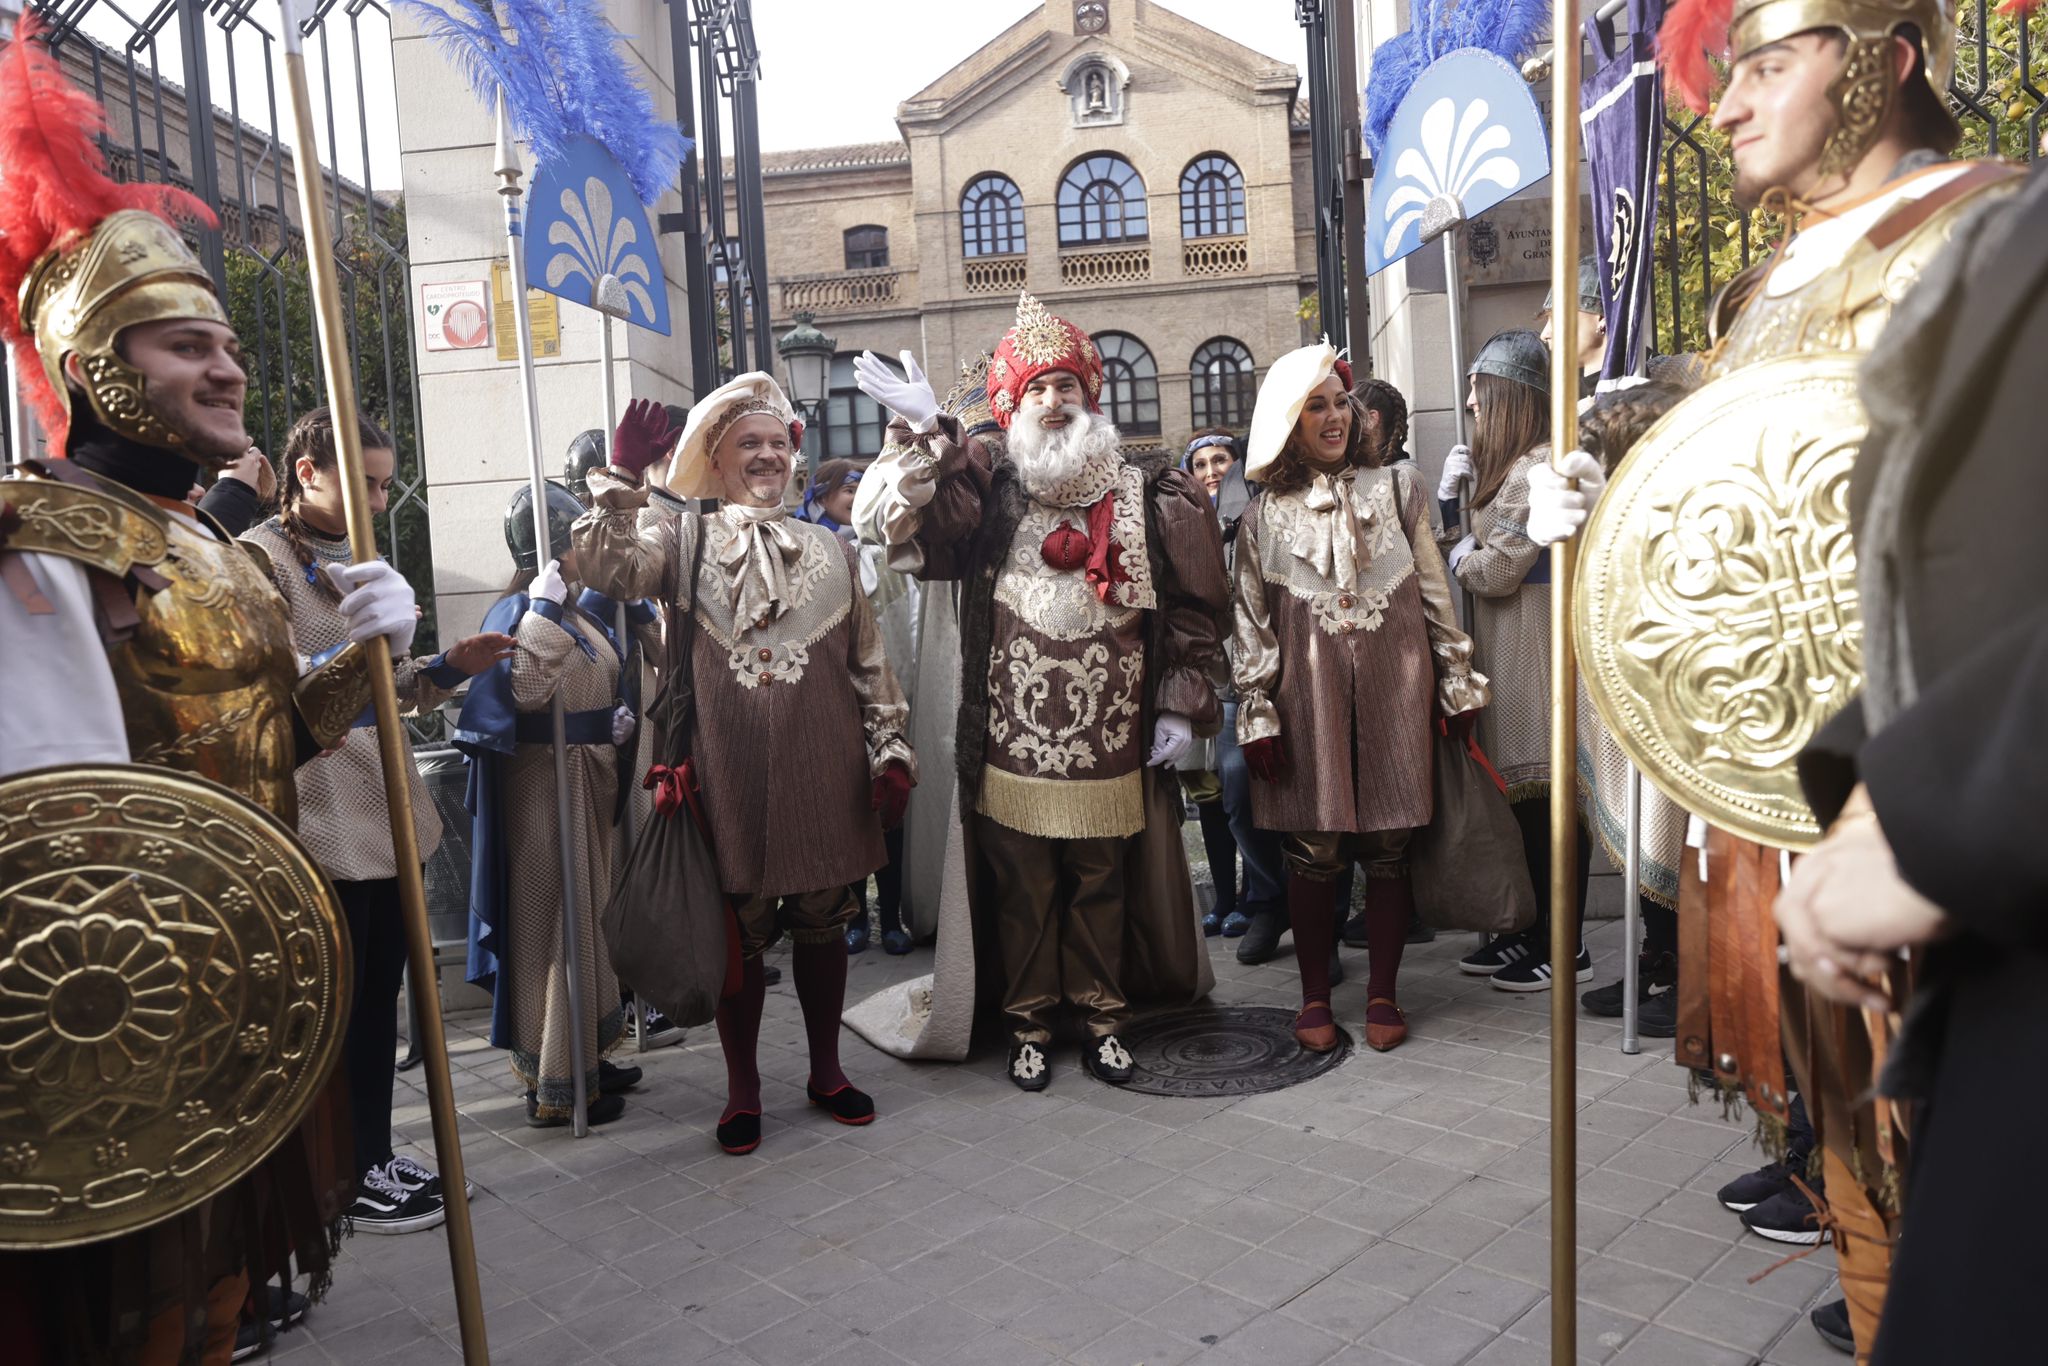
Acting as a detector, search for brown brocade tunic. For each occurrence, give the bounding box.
[866,415,1228,841]
[574,471,915,899]
[1232,462,1488,835]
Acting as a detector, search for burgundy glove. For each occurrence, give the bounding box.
[611,397,681,476]
[871,761,913,832]
[1444,709,1480,743]
[1242,735,1289,784]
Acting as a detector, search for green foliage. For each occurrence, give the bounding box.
[222,196,438,653]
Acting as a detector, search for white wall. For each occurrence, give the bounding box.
[394,1,695,641]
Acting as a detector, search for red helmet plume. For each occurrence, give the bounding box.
[0,15,215,451]
[1656,0,1736,116]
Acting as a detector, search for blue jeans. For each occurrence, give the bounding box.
[1216,700,1286,915]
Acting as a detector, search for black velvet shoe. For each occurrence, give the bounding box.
[1008,1041,1051,1092]
[1083,1034,1135,1085]
[881,928,913,955]
[716,1110,762,1154]
[525,1091,625,1128]
[1202,908,1224,936]
[807,1081,876,1126]
[1235,908,1288,965]
[844,920,871,954]
[599,1059,642,1095]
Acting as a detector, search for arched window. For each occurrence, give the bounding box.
[1180,155,1246,239]
[1093,332,1160,435]
[961,174,1026,258]
[813,352,898,460]
[1058,154,1148,247]
[843,225,889,270]
[1189,338,1256,431]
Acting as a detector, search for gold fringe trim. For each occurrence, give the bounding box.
[978,767,1144,840]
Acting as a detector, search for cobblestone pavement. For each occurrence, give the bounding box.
[266,915,1847,1366]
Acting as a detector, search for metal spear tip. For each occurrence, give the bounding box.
[493,91,522,181]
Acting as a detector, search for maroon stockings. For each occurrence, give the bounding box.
[1287,873,1410,1031]
[716,942,851,1124]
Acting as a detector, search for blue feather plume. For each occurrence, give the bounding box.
[396,0,689,205]
[1363,0,1552,164]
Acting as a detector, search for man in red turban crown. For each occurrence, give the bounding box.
[854,293,1230,1090]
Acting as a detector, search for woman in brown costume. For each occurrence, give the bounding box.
[1232,344,1488,1053]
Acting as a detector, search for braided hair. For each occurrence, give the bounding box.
[277,407,395,575]
[1353,377,1408,468]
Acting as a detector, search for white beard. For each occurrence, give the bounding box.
[1008,406,1120,503]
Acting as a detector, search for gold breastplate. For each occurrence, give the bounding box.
[1,471,302,822]
[1708,163,2022,375]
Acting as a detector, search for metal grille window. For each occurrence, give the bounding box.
[1093,332,1161,435]
[843,225,889,270]
[1179,155,1245,238]
[1058,154,1148,246]
[815,353,897,459]
[1189,338,1255,430]
[961,174,1026,257]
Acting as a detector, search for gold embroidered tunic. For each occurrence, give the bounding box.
[1232,462,1486,834]
[573,469,915,899]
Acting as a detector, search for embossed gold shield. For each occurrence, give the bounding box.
[1574,354,1865,850]
[0,766,349,1248]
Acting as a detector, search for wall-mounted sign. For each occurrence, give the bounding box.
[490,259,562,362]
[1461,197,1594,288]
[420,279,490,352]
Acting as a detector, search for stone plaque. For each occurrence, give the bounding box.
[1462,197,1594,288]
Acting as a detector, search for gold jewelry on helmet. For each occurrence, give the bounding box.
[19,208,229,453]
[1729,0,1960,174]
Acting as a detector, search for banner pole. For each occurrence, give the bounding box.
[278,3,489,1359]
[1547,0,1585,1355]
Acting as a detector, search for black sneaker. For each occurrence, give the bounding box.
[348,1164,448,1235]
[1460,932,1536,976]
[1008,1041,1051,1092]
[1235,908,1288,965]
[599,1058,642,1094]
[1341,913,1369,949]
[1716,1156,1801,1212]
[385,1153,474,1201]
[230,1286,309,1361]
[525,1091,627,1128]
[1489,944,1594,992]
[1740,1182,1827,1245]
[1580,952,1679,1016]
[1635,989,1678,1038]
[625,1003,686,1049]
[1810,1298,1854,1355]
[1083,1034,1135,1085]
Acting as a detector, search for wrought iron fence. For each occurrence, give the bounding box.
[1652,3,2048,356]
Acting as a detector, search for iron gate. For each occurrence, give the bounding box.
[3,0,437,664]
[1653,1,2048,355]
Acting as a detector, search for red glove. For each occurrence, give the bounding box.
[611,397,682,476]
[1242,735,1289,783]
[871,761,913,832]
[1444,709,1480,743]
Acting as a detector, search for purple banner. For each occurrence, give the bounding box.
[1581,0,1665,384]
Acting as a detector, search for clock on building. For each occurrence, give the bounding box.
[1074,3,1108,35]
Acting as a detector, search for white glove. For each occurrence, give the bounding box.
[853,350,939,431]
[1524,450,1608,547]
[326,560,417,657]
[1447,534,1478,572]
[1146,712,1194,767]
[1437,443,1475,500]
[530,558,568,606]
[610,704,636,746]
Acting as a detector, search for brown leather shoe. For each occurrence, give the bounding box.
[1294,1003,1339,1053]
[1363,997,1407,1052]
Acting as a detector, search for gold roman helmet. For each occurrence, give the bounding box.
[1729,0,1959,175]
[18,208,231,453]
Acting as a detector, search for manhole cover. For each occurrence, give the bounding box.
[1111,1004,1351,1097]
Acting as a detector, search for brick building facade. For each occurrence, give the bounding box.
[743,0,1318,464]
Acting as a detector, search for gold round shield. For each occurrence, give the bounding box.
[1574,354,1866,850]
[0,765,349,1248]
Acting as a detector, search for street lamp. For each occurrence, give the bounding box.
[776,310,836,423]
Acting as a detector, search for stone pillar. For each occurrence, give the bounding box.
[394,0,694,641]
